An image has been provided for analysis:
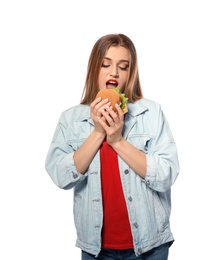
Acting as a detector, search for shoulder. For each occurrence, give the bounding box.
[63,104,90,115]
[139,98,161,110]
[127,98,162,116]
[58,104,90,126]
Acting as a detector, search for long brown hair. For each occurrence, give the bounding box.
[80,34,143,104]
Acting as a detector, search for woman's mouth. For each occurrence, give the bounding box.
[106,80,118,89]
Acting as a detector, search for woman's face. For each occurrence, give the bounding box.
[98,46,129,92]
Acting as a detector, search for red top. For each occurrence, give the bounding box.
[100,140,133,249]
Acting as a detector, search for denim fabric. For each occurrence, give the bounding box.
[45,99,179,256]
[82,243,169,260]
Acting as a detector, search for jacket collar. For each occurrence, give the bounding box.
[126,100,148,116]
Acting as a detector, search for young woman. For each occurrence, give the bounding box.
[45,33,180,260]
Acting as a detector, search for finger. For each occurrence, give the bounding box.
[115,104,124,120]
[91,100,111,120]
[97,115,109,130]
[105,106,121,125]
[97,103,111,117]
[91,97,102,109]
[91,98,109,111]
[100,109,117,128]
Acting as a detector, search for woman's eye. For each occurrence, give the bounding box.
[119,66,128,71]
[101,64,110,68]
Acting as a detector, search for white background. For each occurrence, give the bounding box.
[1,0,215,259]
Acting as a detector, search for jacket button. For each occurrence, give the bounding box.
[134,222,138,228]
[138,248,143,254]
[124,169,129,174]
[73,173,78,179]
[128,196,133,202]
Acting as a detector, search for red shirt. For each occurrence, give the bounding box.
[100,140,133,249]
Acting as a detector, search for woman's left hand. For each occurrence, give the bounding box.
[97,103,124,145]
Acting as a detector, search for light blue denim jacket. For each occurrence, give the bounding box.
[45,98,180,256]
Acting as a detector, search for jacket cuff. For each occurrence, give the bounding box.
[65,153,85,182]
[145,155,157,188]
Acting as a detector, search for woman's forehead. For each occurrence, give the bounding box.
[104,46,129,61]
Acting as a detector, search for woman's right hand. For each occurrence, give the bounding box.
[90,97,111,134]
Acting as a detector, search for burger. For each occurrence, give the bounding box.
[96,87,128,114]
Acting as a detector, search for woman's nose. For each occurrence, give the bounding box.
[110,65,119,78]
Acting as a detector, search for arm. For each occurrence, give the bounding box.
[45,120,105,189]
[45,98,109,188]
[45,119,84,189]
[73,97,111,173]
[97,102,179,192]
[97,103,147,177]
[73,129,105,174]
[111,138,147,178]
[144,108,180,191]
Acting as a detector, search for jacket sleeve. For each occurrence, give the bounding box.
[144,106,180,192]
[45,114,86,189]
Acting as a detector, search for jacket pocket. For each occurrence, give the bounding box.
[67,138,86,151]
[73,194,83,238]
[66,122,93,151]
[152,191,168,232]
[127,135,152,154]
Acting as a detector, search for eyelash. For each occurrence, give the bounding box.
[101,64,128,71]
[101,64,109,68]
[119,66,128,71]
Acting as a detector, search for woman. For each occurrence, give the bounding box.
[45,33,180,260]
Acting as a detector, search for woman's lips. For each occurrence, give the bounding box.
[106,80,118,89]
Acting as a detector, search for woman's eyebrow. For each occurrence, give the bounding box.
[119,60,129,63]
[103,57,129,63]
[103,57,111,61]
